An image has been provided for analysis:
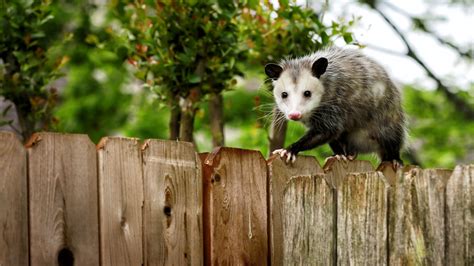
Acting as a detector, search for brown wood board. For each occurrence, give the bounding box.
[0,132,28,265]
[142,139,203,265]
[267,155,323,265]
[27,132,99,265]
[97,137,144,265]
[202,147,268,265]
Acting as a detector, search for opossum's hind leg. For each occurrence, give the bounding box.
[328,134,358,161]
[325,137,357,170]
[378,127,404,169]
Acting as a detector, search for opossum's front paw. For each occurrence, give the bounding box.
[390,159,403,171]
[325,154,348,164]
[272,148,297,163]
[325,153,358,164]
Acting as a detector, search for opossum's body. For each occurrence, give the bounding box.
[265,47,406,164]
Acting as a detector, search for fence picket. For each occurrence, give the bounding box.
[142,139,203,265]
[446,165,473,265]
[0,132,28,265]
[282,174,335,265]
[267,155,323,265]
[202,147,268,265]
[337,171,389,265]
[97,137,144,265]
[27,132,99,265]
[388,168,451,265]
[323,159,374,188]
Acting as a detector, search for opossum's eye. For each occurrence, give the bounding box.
[303,91,311,98]
[281,92,288,99]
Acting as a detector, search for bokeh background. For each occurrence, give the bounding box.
[1,0,473,168]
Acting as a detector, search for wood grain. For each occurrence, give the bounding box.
[376,162,417,186]
[202,147,268,265]
[282,174,334,265]
[142,139,203,265]
[337,171,389,265]
[267,155,323,265]
[323,159,373,189]
[0,132,28,265]
[445,165,473,265]
[97,137,144,265]
[388,168,451,266]
[27,132,99,265]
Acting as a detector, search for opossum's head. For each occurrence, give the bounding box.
[265,58,328,121]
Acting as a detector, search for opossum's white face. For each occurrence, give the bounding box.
[265,58,328,121]
[272,70,324,121]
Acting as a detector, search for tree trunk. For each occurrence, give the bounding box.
[209,93,225,147]
[179,96,196,142]
[15,105,34,142]
[169,97,181,140]
[179,109,195,142]
[268,107,288,154]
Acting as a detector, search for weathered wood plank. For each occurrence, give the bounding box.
[388,168,451,266]
[267,155,323,265]
[97,137,144,266]
[0,132,28,265]
[282,174,335,265]
[27,132,99,265]
[337,171,388,265]
[323,159,373,188]
[376,162,417,186]
[142,139,203,265]
[446,165,473,265]
[202,147,268,265]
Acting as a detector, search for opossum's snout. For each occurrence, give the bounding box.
[288,111,302,121]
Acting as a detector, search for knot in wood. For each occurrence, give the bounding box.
[163,206,172,217]
[57,247,74,266]
[212,173,221,183]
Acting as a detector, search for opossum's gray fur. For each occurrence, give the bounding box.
[268,46,406,163]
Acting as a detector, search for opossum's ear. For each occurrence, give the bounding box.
[311,57,328,78]
[265,63,283,79]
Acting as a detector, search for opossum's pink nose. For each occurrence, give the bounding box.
[288,111,302,120]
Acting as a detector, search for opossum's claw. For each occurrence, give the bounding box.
[273,149,296,164]
[273,149,287,158]
[392,160,403,171]
[347,154,358,161]
[291,154,297,163]
[335,154,348,162]
[272,148,283,155]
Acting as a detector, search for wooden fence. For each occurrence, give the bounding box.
[0,131,472,265]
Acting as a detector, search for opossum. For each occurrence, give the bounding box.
[265,46,406,165]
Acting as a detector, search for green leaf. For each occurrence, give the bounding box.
[188,74,201,84]
[0,120,12,127]
[247,0,259,9]
[343,33,353,44]
[39,14,54,25]
[279,0,289,8]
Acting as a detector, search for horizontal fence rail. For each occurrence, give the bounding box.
[0,131,472,265]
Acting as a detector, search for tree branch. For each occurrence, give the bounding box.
[364,44,407,57]
[372,5,474,120]
[382,1,473,60]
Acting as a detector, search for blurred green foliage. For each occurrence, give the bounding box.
[404,86,474,167]
[50,1,132,142]
[119,0,244,98]
[240,1,356,63]
[0,0,64,138]
[1,0,472,168]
